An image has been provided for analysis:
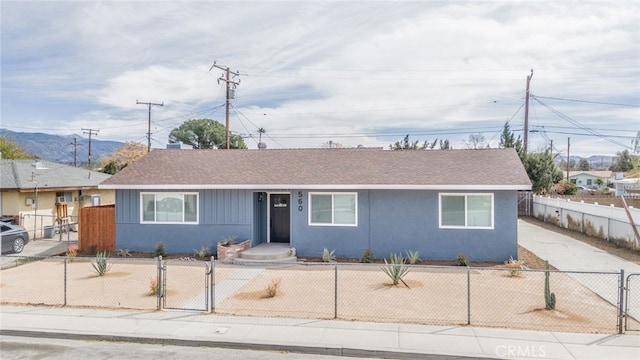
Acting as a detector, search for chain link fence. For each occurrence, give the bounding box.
[1,255,637,334]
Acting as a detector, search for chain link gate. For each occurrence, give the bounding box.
[625,273,640,331]
[161,258,211,311]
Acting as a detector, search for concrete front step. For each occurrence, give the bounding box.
[238,243,295,261]
[232,256,298,265]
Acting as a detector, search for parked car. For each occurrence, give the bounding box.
[1,221,29,254]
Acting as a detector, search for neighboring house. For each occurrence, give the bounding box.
[0,159,114,236]
[99,148,531,262]
[565,171,613,189]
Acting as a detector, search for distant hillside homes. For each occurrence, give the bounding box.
[0,128,123,166]
[555,155,614,170]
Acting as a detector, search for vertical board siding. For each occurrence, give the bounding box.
[79,204,116,252]
[114,189,254,253]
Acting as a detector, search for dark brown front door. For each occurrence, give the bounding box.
[270,194,290,243]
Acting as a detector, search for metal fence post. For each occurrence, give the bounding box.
[64,257,67,306]
[467,266,471,325]
[157,255,163,310]
[211,255,215,313]
[334,264,338,319]
[619,269,625,334]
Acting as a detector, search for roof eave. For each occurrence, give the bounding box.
[100,184,532,191]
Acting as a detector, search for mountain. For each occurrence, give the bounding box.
[0,128,124,166]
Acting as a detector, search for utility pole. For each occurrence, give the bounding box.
[523,69,534,154]
[210,61,240,149]
[137,100,164,152]
[69,137,80,167]
[82,128,99,169]
[566,137,570,182]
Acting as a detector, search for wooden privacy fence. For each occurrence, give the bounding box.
[79,204,116,252]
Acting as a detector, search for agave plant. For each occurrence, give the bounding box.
[381,253,410,288]
[322,247,336,263]
[91,251,112,276]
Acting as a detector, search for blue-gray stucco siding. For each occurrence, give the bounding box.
[114,188,518,262]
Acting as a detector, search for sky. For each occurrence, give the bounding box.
[1,0,639,157]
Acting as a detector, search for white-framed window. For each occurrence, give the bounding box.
[309,192,357,226]
[439,193,493,229]
[141,192,198,224]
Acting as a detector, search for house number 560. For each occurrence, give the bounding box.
[297,191,303,211]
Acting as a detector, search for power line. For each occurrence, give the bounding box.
[532,95,640,108]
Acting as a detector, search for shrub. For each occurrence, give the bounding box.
[504,256,526,277]
[264,277,281,298]
[149,278,159,295]
[116,248,131,257]
[406,250,420,265]
[193,245,210,258]
[91,251,112,276]
[360,248,375,263]
[88,245,98,256]
[322,247,336,263]
[65,245,77,260]
[218,235,237,246]
[381,253,410,288]
[456,253,470,266]
[154,242,166,257]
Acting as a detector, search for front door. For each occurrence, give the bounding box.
[270,194,290,243]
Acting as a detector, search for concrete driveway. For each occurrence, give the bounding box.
[0,231,77,270]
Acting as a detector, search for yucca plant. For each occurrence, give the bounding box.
[91,251,112,276]
[406,250,420,265]
[322,247,336,262]
[381,253,410,288]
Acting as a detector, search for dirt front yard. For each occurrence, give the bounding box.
[2,258,632,334]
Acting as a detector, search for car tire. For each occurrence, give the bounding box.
[12,237,25,253]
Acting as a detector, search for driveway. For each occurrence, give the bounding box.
[0,231,77,270]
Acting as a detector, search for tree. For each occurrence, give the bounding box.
[499,122,524,160]
[524,151,563,194]
[0,136,33,159]
[463,133,489,149]
[578,158,590,171]
[390,135,450,150]
[99,142,147,174]
[168,119,246,149]
[609,150,634,172]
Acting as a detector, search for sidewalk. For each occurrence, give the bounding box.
[1,305,638,360]
[1,220,639,359]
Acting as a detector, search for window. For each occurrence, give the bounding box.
[439,193,493,229]
[141,192,198,223]
[309,192,357,226]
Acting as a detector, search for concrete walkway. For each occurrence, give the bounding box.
[1,220,640,359]
[1,305,639,360]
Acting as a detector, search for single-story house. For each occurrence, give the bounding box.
[0,159,113,237]
[99,148,532,262]
[565,170,613,189]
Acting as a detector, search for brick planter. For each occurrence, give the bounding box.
[217,239,251,261]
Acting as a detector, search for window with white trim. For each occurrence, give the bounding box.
[309,192,357,226]
[439,193,493,229]
[141,192,198,223]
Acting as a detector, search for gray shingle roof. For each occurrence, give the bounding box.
[1,159,111,191]
[100,148,531,190]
